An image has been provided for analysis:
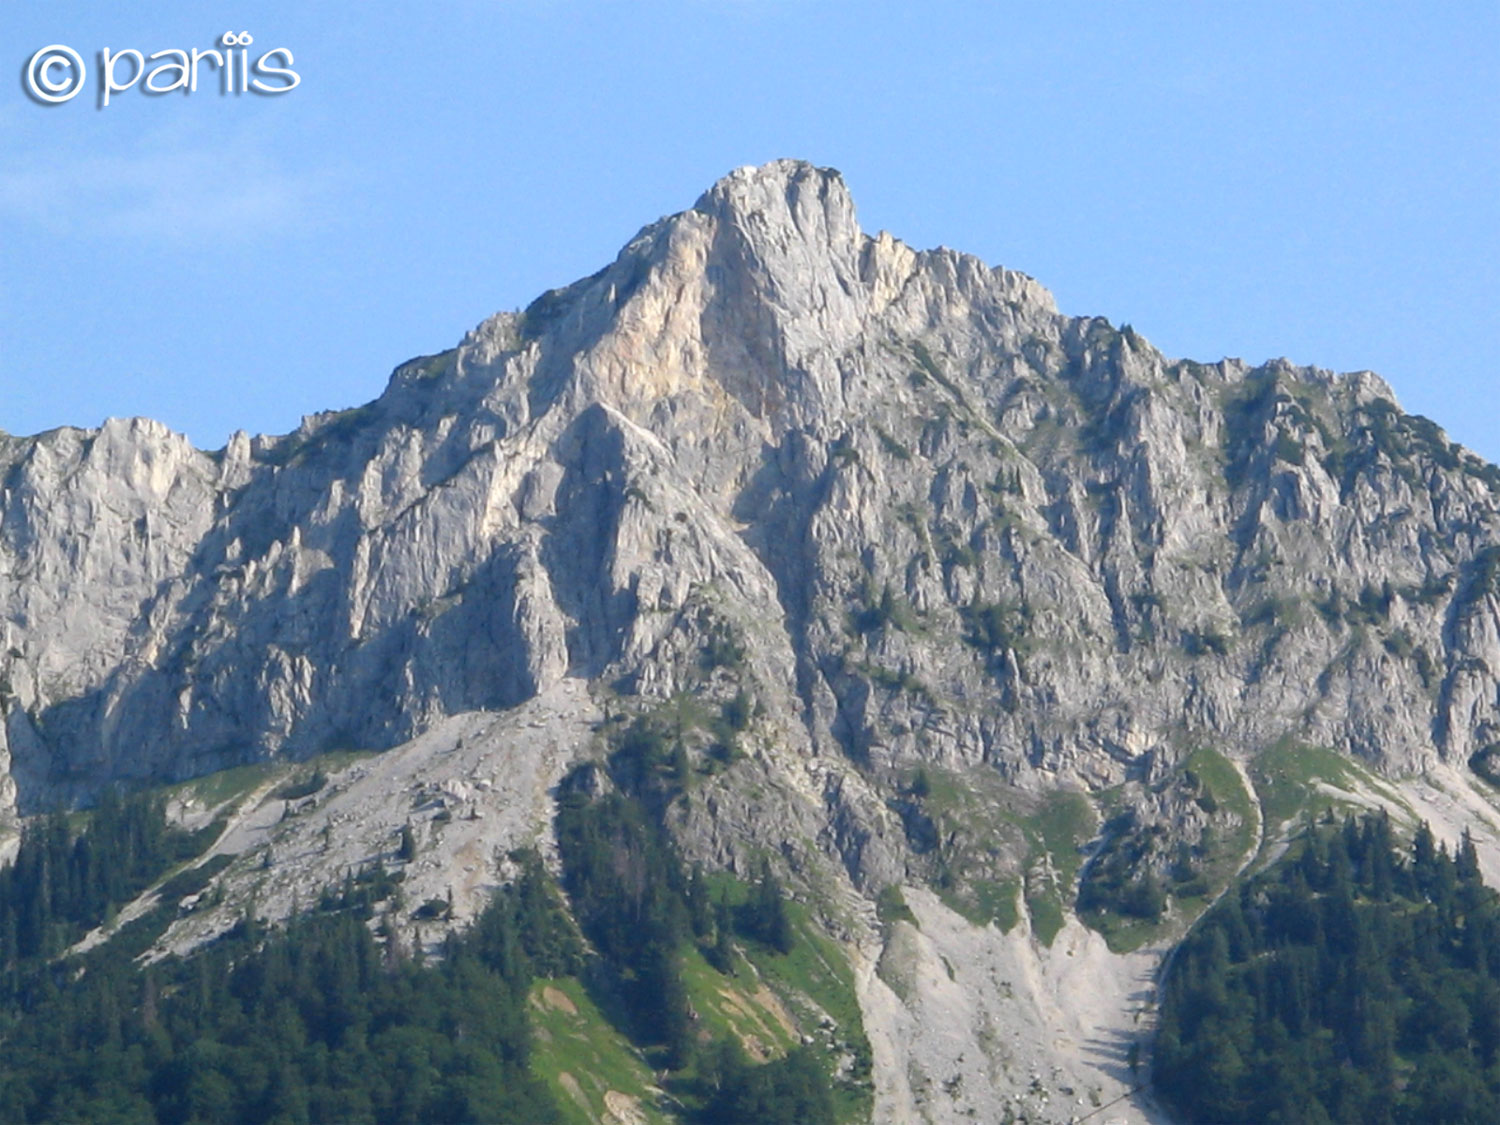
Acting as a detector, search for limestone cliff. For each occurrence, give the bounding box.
[6,159,1500,1122]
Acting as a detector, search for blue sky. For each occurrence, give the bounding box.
[2,3,1496,462]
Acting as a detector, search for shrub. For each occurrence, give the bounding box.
[959,600,1031,655]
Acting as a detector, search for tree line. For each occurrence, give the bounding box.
[555,761,835,1123]
[1156,810,1500,1123]
[0,756,836,1123]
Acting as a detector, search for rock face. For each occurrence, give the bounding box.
[5,158,1500,1119]
[5,160,1498,816]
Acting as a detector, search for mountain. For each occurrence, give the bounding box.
[4,159,1500,1122]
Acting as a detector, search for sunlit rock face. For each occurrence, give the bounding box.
[5,159,1496,820]
[8,157,1500,1122]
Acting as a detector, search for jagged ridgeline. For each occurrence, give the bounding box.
[2,159,1500,1122]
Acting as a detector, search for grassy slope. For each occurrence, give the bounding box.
[1084,746,1258,953]
[528,977,670,1125]
[908,766,1095,945]
[1251,739,1413,844]
[528,871,873,1125]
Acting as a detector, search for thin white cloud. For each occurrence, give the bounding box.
[0,122,351,245]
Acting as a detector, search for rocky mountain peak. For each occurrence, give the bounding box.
[692,159,859,243]
[691,158,866,302]
[4,158,1499,814]
[515,157,878,440]
[385,160,1059,462]
[6,159,1500,1123]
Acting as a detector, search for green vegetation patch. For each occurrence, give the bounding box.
[1156,812,1500,1122]
[679,944,798,1056]
[1025,887,1067,947]
[1026,790,1095,890]
[704,874,873,1122]
[176,748,377,820]
[173,761,278,812]
[892,767,1088,943]
[529,976,668,1125]
[607,690,753,794]
[851,579,922,637]
[1080,748,1256,953]
[959,598,1034,658]
[967,878,1021,933]
[876,884,917,927]
[273,767,327,801]
[1182,747,1257,835]
[1018,791,1095,947]
[1251,739,1411,839]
